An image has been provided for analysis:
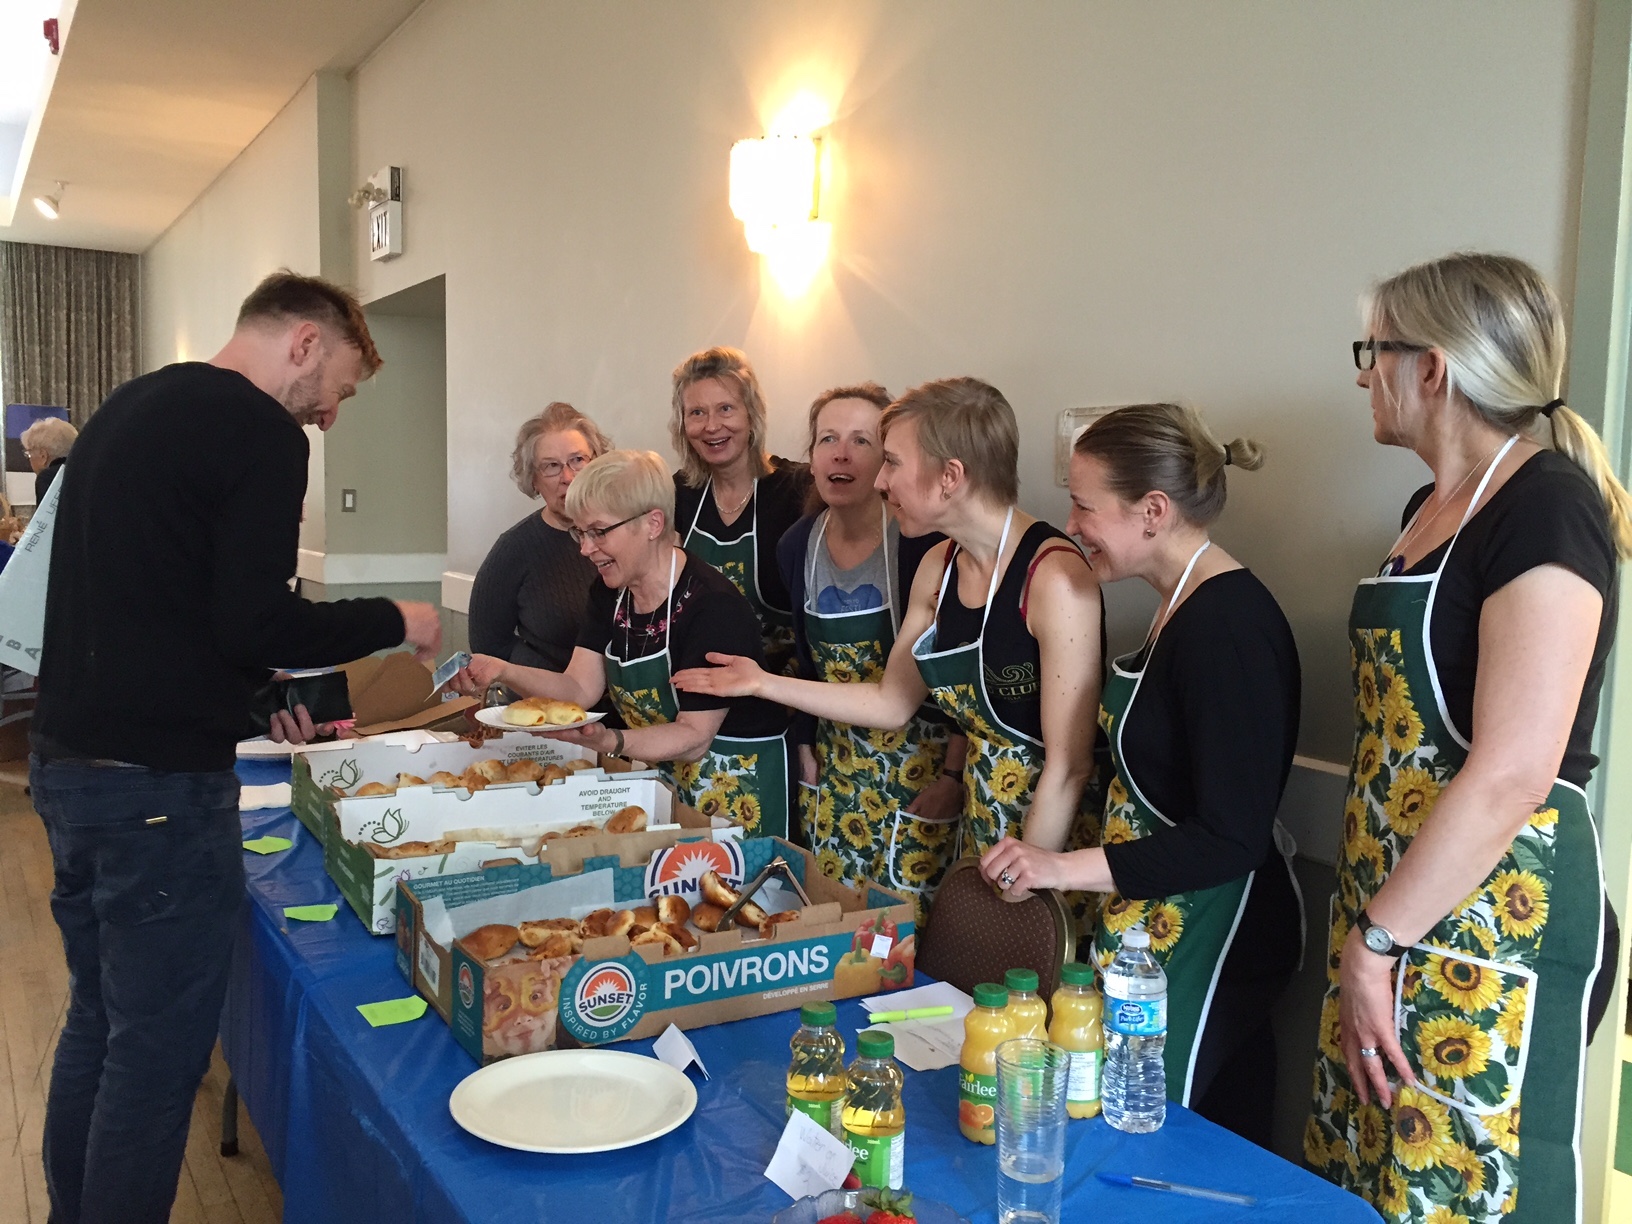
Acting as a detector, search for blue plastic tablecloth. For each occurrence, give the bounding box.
[222,758,1379,1223]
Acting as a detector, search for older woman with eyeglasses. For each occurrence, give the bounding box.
[467,403,612,673]
[456,450,792,838]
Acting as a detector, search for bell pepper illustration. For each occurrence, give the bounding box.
[878,933,914,989]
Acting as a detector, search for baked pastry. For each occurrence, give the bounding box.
[428,771,463,787]
[525,932,581,959]
[580,909,617,938]
[562,824,600,839]
[463,923,521,961]
[396,773,427,787]
[501,698,549,727]
[363,838,457,860]
[539,699,587,725]
[657,895,690,926]
[661,921,699,951]
[519,917,579,937]
[759,911,801,939]
[505,759,547,783]
[631,927,684,957]
[470,758,508,783]
[354,781,395,797]
[698,870,739,910]
[691,902,726,933]
[605,805,648,834]
[459,769,489,792]
[539,764,572,786]
[631,905,659,928]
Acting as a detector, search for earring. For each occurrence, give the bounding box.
[1143,527,1156,538]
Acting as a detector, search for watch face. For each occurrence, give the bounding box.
[1364,926,1393,954]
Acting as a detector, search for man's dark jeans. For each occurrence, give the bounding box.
[30,756,244,1224]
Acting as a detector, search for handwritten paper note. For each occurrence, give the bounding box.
[764,1110,856,1200]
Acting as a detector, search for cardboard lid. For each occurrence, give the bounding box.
[341,652,478,736]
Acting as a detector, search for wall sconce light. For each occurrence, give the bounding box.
[32,181,65,220]
[729,123,831,296]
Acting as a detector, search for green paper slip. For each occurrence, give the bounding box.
[283,904,338,923]
[242,836,294,855]
[357,996,428,1027]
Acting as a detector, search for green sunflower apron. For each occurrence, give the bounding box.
[603,550,791,839]
[909,509,1099,931]
[684,477,798,675]
[800,509,953,917]
[1090,541,1301,1106]
[1305,437,1605,1224]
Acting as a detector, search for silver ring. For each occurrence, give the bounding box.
[999,870,1015,888]
[1359,1046,1380,1058]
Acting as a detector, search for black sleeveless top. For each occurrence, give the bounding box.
[934,520,1090,742]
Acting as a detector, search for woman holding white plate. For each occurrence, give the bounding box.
[455,449,791,837]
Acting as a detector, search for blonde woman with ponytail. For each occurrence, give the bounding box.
[981,402,1303,1146]
[1307,253,1624,1224]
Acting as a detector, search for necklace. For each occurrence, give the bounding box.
[715,482,753,519]
[1385,437,1509,574]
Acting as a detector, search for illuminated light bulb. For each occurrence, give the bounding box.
[729,135,818,233]
[763,221,831,298]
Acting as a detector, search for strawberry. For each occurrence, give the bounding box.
[842,1171,862,1190]
[815,1215,862,1224]
[862,1187,915,1224]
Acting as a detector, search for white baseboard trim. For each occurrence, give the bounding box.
[296,550,447,586]
[442,571,475,614]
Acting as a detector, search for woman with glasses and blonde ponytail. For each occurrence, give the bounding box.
[1306,253,1625,1224]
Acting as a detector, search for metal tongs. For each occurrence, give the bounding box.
[714,855,813,930]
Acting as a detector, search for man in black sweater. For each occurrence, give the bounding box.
[30,271,441,1224]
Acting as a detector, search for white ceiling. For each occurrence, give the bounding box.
[0,0,426,253]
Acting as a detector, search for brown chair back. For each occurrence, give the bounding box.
[917,858,1074,1000]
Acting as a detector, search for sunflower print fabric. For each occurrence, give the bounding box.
[1307,625,1560,1223]
[672,749,770,835]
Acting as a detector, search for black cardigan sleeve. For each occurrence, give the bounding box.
[467,519,528,659]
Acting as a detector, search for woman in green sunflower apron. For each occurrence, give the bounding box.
[1305,253,1625,1224]
[980,402,1303,1146]
[457,449,791,837]
[776,382,969,919]
[670,346,812,679]
[676,377,1104,927]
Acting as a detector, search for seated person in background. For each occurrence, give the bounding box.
[455,449,792,838]
[23,417,78,503]
[468,402,612,675]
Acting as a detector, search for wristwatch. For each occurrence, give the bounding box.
[1356,908,1406,958]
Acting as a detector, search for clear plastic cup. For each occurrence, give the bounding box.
[994,1038,1069,1224]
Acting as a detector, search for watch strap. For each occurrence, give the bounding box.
[1356,907,1406,958]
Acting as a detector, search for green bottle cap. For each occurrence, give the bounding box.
[973,982,1010,1009]
[1004,968,1039,993]
[1059,962,1096,986]
[857,1030,895,1059]
[800,1002,837,1027]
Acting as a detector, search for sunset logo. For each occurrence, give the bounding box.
[644,839,744,899]
[575,963,639,1027]
[457,963,474,1010]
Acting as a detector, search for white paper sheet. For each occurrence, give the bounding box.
[420,866,617,947]
[239,782,292,811]
[861,981,975,1072]
[764,1110,856,1200]
[652,1023,709,1080]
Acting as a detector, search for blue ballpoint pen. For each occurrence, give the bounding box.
[1097,1171,1258,1207]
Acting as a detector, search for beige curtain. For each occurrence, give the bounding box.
[0,241,139,427]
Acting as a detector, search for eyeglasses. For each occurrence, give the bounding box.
[537,454,592,480]
[568,513,643,545]
[1353,339,1428,371]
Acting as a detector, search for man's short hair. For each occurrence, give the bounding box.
[236,270,382,375]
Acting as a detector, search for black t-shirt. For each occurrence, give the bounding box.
[673,458,812,619]
[577,553,788,739]
[35,363,405,772]
[468,511,596,672]
[933,520,1089,742]
[1102,569,1304,982]
[1400,450,1617,787]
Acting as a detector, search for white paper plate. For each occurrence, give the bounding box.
[449,1049,696,1153]
[475,706,606,732]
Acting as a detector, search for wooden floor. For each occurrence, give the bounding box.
[0,778,283,1222]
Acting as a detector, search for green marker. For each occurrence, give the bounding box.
[867,1005,956,1023]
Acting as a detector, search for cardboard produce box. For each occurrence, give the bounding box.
[290,730,595,844]
[342,652,480,736]
[327,763,697,934]
[395,836,916,1064]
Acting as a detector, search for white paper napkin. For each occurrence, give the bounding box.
[239,782,293,811]
[764,1110,855,1200]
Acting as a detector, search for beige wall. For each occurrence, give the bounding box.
[348,0,1591,762]
[140,76,330,552]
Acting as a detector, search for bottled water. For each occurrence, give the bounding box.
[1101,926,1167,1133]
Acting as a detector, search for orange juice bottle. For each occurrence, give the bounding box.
[1003,968,1048,1039]
[1049,962,1104,1118]
[958,983,1016,1143]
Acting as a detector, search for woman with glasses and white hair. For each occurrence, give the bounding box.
[1305,253,1626,1224]
[22,416,77,504]
[671,347,812,677]
[456,449,791,837]
[467,403,612,673]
